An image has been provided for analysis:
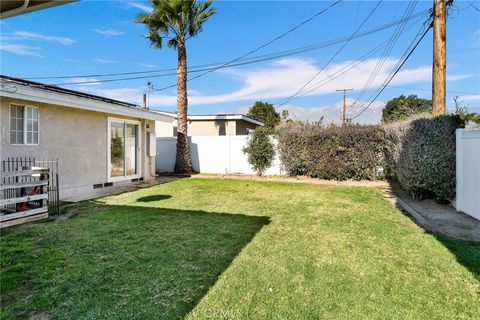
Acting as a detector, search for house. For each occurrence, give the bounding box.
[153,111,264,137]
[0,75,173,200]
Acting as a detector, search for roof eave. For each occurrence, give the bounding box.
[1,85,172,122]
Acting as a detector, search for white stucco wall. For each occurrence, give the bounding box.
[1,96,157,200]
[156,135,283,175]
[456,128,480,221]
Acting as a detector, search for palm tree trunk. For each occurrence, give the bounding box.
[174,42,193,173]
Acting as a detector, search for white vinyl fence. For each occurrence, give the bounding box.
[156,136,283,175]
[456,128,480,221]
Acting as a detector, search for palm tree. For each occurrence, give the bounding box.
[136,0,215,173]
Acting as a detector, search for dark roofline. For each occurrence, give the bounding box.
[1,75,139,109]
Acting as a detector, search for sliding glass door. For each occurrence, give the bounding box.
[109,118,140,180]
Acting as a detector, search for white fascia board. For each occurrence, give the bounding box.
[1,86,172,122]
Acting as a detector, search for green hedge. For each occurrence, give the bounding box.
[385,115,462,201]
[276,123,387,180]
[276,115,462,201]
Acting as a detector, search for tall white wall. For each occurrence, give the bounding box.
[456,128,480,221]
[156,136,283,175]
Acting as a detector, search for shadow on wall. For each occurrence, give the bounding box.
[0,202,270,319]
[189,141,200,172]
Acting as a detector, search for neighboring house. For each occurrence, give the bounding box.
[154,111,264,137]
[0,75,173,200]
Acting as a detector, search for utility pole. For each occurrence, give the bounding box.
[336,88,353,127]
[432,0,447,115]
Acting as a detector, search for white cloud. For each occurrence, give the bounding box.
[0,43,42,57]
[127,2,153,13]
[147,57,435,107]
[93,58,118,64]
[446,74,473,81]
[458,94,480,102]
[12,31,75,45]
[473,30,480,47]
[76,87,143,103]
[94,28,125,37]
[69,77,101,86]
[139,63,158,68]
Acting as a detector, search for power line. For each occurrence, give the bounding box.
[349,0,418,110]
[20,9,430,88]
[269,18,420,106]
[274,0,383,108]
[385,85,479,95]
[153,0,343,92]
[24,8,428,82]
[350,23,432,120]
[272,2,424,106]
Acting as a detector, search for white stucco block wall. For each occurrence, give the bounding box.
[456,128,480,221]
[156,135,283,175]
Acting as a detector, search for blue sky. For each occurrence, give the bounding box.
[1,0,479,123]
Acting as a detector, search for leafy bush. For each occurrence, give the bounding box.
[390,115,463,201]
[382,95,432,124]
[276,122,387,180]
[243,128,276,176]
[247,101,281,130]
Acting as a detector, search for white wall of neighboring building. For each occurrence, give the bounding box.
[456,128,480,221]
[156,135,283,175]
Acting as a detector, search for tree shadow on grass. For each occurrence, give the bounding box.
[137,194,172,202]
[0,203,270,319]
[433,235,480,282]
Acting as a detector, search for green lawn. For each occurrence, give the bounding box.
[1,178,479,319]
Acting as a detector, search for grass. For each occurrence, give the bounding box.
[1,178,479,319]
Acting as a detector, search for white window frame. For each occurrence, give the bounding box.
[107,117,141,182]
[9,104,40,146]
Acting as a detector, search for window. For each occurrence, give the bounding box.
[108,118,140,180]
[10,105,39,145]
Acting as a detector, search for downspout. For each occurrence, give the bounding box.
[1,0,30,18]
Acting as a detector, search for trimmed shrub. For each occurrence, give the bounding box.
[243,127,276,176]
[388,115,462,201]
[276,123,387,180]
[383,113,433,179]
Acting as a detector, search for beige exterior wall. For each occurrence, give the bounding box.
[0,96,156,200]
[155,119,175,137]
[188,119,237,136]
[155,118,260,137]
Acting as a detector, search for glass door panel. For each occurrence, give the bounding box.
[110,122,125,177]
[125,123,138,176]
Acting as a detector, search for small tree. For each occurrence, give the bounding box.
[247,101,281,130]
[243,128,275,176]
[382,95,431,124]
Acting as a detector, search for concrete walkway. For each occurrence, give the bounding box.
[384,185,480,241]
[62,176,181,202]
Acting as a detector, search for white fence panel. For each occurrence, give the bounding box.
[156,135,283,175]
[456,128,480,221]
